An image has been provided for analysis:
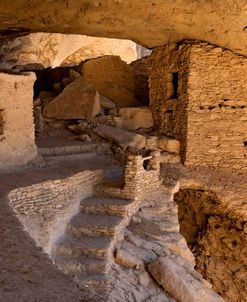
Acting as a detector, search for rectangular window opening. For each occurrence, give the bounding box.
[0,109,4,136]
[244,141,247,147]
[172,72,179,99]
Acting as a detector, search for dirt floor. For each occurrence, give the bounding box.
[0,158,120,302]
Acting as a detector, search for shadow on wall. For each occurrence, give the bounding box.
[174,188,247,302]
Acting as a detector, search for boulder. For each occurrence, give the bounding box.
[82,55,142,108]
[61,77,72,87]
[118,107,154,130]
[100,95,116,110]
[69,69,81,81]
[43,77,100,120]
[53,82,62,93]
[158,137,180,154]
[38,91,57,100]
[148,256,225,302]
[93,124,145,151]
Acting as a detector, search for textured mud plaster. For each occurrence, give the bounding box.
[0,72,37,169]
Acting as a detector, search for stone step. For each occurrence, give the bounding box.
[44,152,97,163]
[80,196,133,217]
[76,274,109,295]
[54,255,108,276]
[53,235,111,259]
[67,213,122,237]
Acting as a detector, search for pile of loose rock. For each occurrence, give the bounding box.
[34,55,180,161]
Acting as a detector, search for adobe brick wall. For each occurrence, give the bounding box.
[0,72,37,169]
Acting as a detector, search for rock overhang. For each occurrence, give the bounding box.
[0,0,247,56]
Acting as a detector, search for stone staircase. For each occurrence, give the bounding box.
[51,188,135,299]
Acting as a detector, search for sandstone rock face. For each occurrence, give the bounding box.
[118,107,154,130]
[43,77,100,120]
[0,2,246,57]
[148,256,225,302]
[93,124,145,151]
[174,187,247,302]
[59,35,138,66]
[82,56,142,108]
[131,57,150,106]
[0,33,60,70]
[0,33,137,70]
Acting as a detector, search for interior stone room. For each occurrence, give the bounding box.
[0,2,247,302]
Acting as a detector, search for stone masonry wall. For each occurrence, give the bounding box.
[8,170,103,254]
[148,44,190,161]
[149,42,247,171]
[185,44,247,171]
[0,72,37,169]
[98,152,161,201]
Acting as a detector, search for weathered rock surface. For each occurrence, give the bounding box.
[82,56,142,108]
[0,1,246,57]
[109,189,223,301]
[115,249,142,269]
[118,107,154,130]
[100,96,116,110]
[93,124,145,151]
[174,184,247,302]
[148,256,225,302]
[131,57,150,106]
[0,33,137,69]
[60,35,138,66]
[43,77,100,120]
[158,137,180,154]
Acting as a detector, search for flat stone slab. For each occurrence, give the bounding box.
[93,124,145,151]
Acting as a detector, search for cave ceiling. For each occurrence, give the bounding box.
[0,0,247,55]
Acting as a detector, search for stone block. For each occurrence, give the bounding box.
[93,124,145,151]
[158,137,180,153]
[119,107,154,130]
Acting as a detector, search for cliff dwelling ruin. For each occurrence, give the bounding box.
[0,2,247,302]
